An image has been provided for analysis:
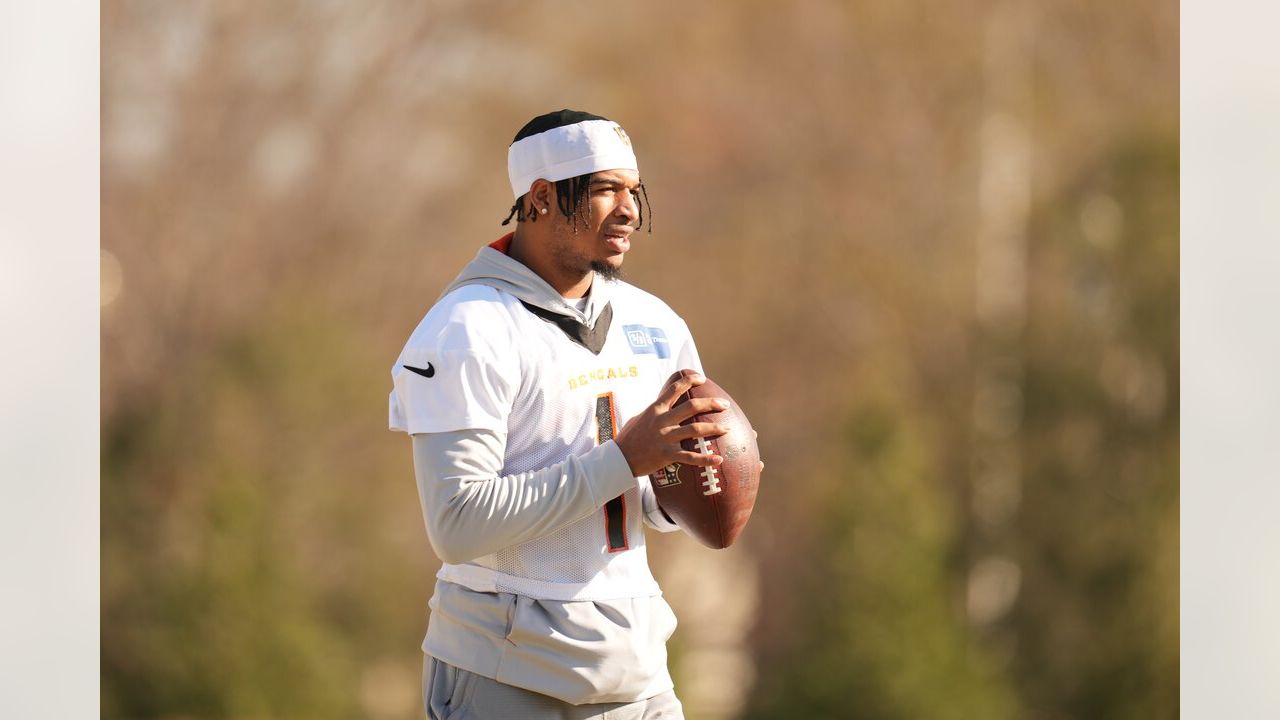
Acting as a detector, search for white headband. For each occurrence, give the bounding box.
[507,119,639,199]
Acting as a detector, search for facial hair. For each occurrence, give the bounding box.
[590,260,624,281]
[549,223,625,282]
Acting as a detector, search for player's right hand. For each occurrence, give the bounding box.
[614,371,730,477]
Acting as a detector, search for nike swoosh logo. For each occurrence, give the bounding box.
[403,363,435,378]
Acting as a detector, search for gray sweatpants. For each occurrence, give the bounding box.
[422,655,685,720]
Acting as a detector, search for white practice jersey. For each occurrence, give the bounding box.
[389,279,702,602]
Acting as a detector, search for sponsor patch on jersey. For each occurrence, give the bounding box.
[653,463,682,487]
[623,324,670,359]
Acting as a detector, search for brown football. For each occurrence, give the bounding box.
[650,370,761,549]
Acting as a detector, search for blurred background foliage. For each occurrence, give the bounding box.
[102,1,1177,718]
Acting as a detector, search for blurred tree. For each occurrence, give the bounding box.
[102,311,431,718]
[744,400,1019,720]
[1009,134,1179,718]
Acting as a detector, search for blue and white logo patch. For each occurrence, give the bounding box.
[623,324,670,359]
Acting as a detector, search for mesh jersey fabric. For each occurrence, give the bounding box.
[390,279,703,602]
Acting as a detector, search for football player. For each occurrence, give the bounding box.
[389,109,730,719]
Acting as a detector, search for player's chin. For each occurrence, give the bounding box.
[589,257,625,281]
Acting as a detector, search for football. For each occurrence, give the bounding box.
[650,370,761,549]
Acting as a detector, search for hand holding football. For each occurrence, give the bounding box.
[649,370,761,549]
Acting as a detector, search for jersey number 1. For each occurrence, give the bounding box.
[595,392,628,552]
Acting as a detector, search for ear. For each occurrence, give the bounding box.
[528,179,554,215]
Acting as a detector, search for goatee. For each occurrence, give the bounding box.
[590,260,624,281]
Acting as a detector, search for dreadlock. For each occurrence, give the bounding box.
[501,173,652,233]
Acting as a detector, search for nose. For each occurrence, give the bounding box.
[616,189,639,223]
